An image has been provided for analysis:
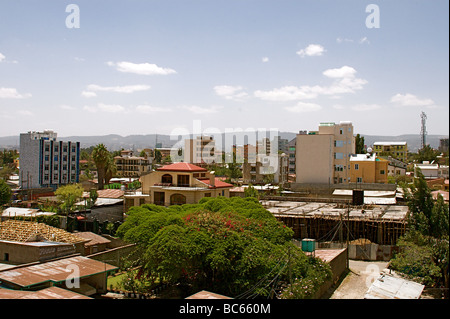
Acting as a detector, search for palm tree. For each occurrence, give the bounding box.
[104,155,117,186]
[92,144,110,190]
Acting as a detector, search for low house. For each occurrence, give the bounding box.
[74,231,112,255]
[0,220,88,263]
[349,153,389,184]
[140,163,233,206]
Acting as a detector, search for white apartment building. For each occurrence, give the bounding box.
[19,130,80,190]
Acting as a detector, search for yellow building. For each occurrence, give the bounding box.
[140,162,233,206]
[349,154,389,184]
[372,142,407,162]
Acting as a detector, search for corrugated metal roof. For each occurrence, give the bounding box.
[0,286,92,299]
[364,274,424,299]
[0,256,118,288]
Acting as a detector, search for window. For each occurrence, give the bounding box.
[335,153,344,159]
[355,164,359,170]
[339,129,343,135]
[177,174,190,187]
[161,174,173,184]
[357,177,362,183]
[45,155,49,162]
[380,170,385,175]
[335,140,344,147]
[204,193,211,197]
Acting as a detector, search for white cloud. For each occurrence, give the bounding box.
[351,104,382,111]
[60,104,76,110]
[390,93,435,107]
[107,61,177,75]
[254,85,318,101]
[180,105,223,114]
[83,105,97,113]
[254,65,367,102]
[83,103,126,113]
[336,37,354,44]
[323,66,356,79]
[359,37,370,44]
[262,57,269,63]
[98,103,126,113]
[86,84,151,94]
[296,44,325,57]
[285,102,322,113]
[81,91,97,98]
[18,110,33,116]
[0,87,31,99]
[136,105,172,113]
[214,85,248,101]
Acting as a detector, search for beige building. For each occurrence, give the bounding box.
[140,162,233,206]
[349,153,389,184]
[296,121,356,185]
[114,150,152,178]
[184,136,216,164]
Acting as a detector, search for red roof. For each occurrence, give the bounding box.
[198,178,233,189]
[157,162,207,172]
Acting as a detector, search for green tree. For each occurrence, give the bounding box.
[116,197,331,298]
[244,184,259,198]
[355,134,366,154]
[154,149,162,164]
[55,183,84,214]
[0,179,11,205]
[92,144,110,190]
[392,169,449,290]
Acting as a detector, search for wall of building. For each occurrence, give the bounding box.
[296,134,334,184]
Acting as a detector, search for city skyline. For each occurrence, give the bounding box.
[0,1,448,138]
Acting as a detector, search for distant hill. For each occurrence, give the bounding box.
[1,132,447,153]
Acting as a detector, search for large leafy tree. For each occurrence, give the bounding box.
[55,183,84,214]
[116,197,331,298]
[355,134,366,154]
[392,169,449,291]
[92,143,110,190]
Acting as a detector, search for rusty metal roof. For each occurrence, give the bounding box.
[0,286,92,299]
[0,256,118,288]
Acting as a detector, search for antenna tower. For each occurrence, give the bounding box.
[420,111,427,149]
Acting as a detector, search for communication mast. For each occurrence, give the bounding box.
[420,111,427,149]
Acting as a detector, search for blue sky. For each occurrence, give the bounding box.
[0,0,448,138]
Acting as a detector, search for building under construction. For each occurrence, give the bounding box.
[263,200,409,246]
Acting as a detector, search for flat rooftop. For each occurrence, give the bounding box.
[261,200,408,221]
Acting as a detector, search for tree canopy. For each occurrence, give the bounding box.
[0,179,11,205]
[55,183,84,214]
[116,197,331,298]
[391,169,449,291]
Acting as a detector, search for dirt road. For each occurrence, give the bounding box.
[330,260,390,299]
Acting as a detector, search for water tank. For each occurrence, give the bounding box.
[301,238,316,252]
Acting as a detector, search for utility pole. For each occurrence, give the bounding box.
[346,204,350,270]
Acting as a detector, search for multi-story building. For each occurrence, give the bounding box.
[184,136,216,164]
[439,138,449,153]
[241,142,289,185]
[349,153,389,184]
[295,121,355,185]
[140,162,233,206]
[372,142,408,163]
[19,130,80,190]
[287,137,297,175]
[113,150,152,178]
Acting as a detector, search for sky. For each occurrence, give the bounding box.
[0,0,448,138]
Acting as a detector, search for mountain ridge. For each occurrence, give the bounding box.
[1,132,448,152]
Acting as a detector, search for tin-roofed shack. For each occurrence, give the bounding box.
[0,255,117,296]
[0,220,88,263]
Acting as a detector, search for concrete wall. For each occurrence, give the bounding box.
[296,134,334,184]
[0,241,76,264]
